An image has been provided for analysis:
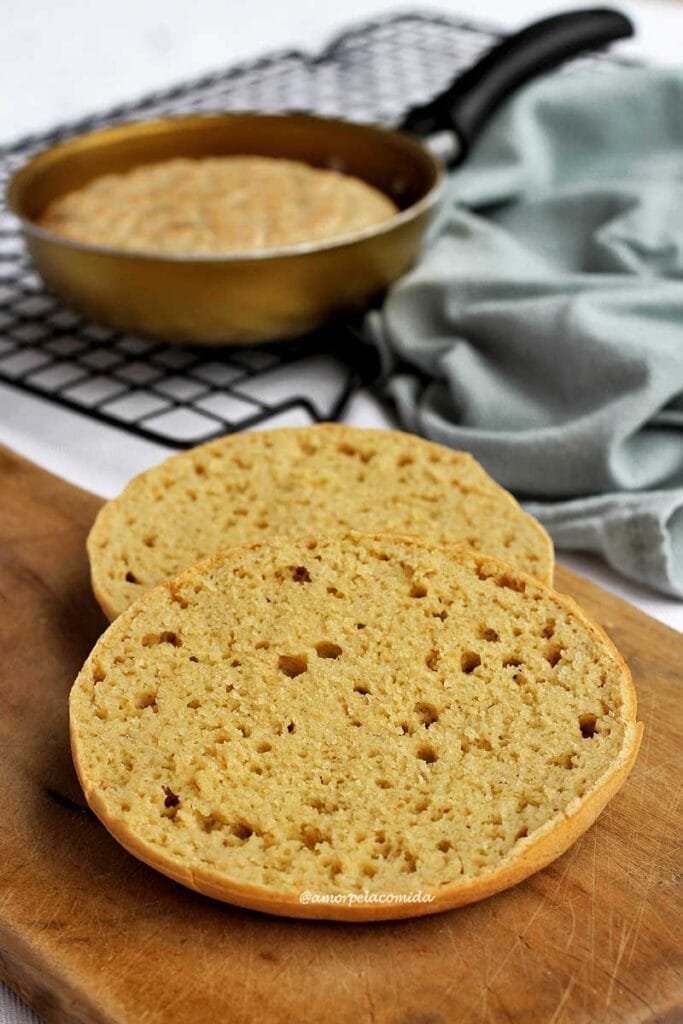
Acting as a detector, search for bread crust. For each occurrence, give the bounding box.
[72,536,639,922]
[87,423,555,620]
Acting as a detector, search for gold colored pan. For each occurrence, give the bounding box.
[7,9,631,345]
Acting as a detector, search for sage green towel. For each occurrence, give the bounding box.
[369,67,683,598]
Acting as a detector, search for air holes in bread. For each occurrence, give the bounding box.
[278,654,308,678]
[425,649,439,671]
[142,631,181,647]
[168,582,189,608]
[232,822,253,841]
[503,656,522,669]
[545,642,563,668]
[337,441,373,463]
[415,702,439,728]
[135,692,157,711]
[300,825,327,850]
[461,651,481,674]
[316,642,342,659]
[497,573,526,593]
[579,713,598,739]
[162,787,179,817]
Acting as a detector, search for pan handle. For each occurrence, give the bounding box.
[399,8,633,164]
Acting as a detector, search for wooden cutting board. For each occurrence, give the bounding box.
[0,445,680,1024]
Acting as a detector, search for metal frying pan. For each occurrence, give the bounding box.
[7,9,632,346]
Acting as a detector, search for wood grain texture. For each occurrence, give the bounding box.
[0,445,680,1024]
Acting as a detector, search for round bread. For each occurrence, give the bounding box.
[70,533,641,922]
[87,424,554,620]
[38,156,397,255]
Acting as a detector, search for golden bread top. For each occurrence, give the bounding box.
[38,156,398,255]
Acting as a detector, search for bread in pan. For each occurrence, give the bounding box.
[38,156,398,255]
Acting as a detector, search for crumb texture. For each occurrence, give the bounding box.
[38,156,397,255]
[71,535,635,910]
[88,424,554,619]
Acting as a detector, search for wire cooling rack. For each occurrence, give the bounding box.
[0,12,627,448]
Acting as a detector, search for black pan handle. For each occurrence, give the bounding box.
[400,8,633,164]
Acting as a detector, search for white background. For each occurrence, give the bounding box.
[2,0,682,143]
[0,3,681,1016]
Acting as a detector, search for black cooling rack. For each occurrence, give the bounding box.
[0,12,627,448]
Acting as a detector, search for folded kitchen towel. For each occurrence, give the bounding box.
[368,66,683,598]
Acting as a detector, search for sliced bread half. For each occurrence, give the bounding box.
[87,424,553,619]
[71,533,640,921]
